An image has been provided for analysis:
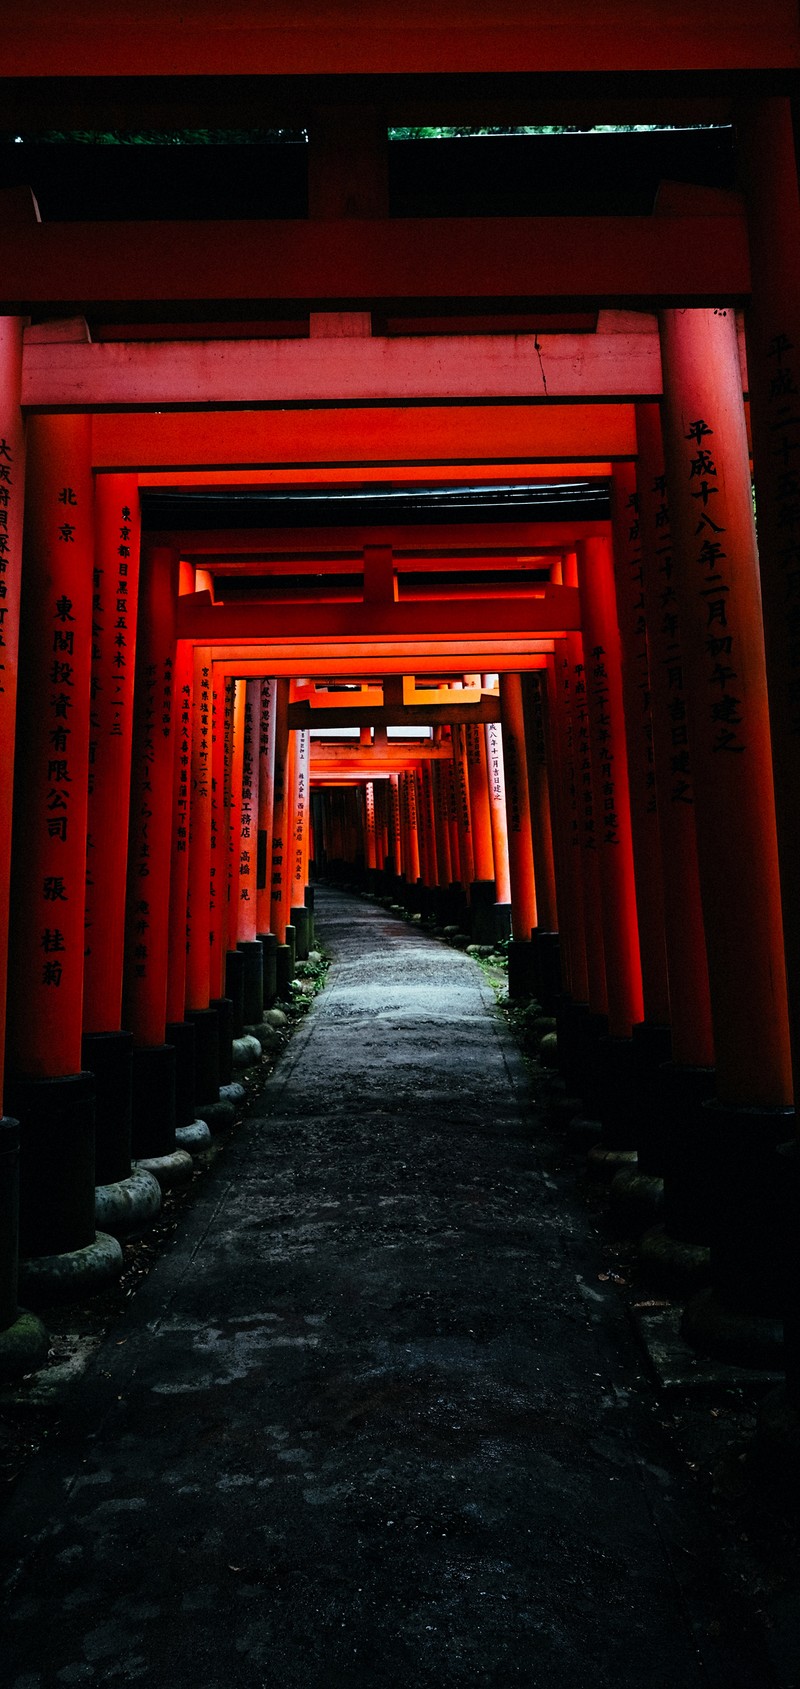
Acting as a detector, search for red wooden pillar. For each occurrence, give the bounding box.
[121,543,190,1181]
[184,645,222,1109]
[166,628,193,1033]
[452,725,475,895]
[659,305,793,1354]
[365,779,378,873]
[545,648,588,1006]
[432,759,454,902]
[610,465,670,1036]
[578,537,644,1047]
[210,673,231,1003]
[289,728,311,958]
[466,719,499,942]
[499,672,538,995]
[389,772,402,879]
[0,321,48,1359]
[256,678,277,938]
[269,681,293,990]
[484,717,512,917]
[403,770,421,896]
[81,476,160,1226]
[236,678,264,1023]
[521,672,561,1005]
[4,409,124,1293]
[636,402,716,1255]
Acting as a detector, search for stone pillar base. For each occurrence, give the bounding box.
[196,1099,236,1133]
[175,1119,212,1153]
[586,1145,638,1183]
[5,1071,97,1261]
[18,1231,124,1307]
[639,1223,711,1294]
[0,1309,50,1383]
[276,942,294,998]
[682,1286,783,1370]
[233,1034,262,1069]
[609,1168,664,1234]
[134,1149,194,1191]
[94,1166,161,1238]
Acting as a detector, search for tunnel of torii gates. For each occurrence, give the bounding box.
[4,94,800,1410]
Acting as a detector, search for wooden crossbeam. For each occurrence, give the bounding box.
[289,698,501,728]
[177,586,578,641]
[3,214,750,313]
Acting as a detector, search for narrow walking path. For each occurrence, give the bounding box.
[0,890,772,1687]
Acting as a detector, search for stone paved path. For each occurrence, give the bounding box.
[0,889,775,1687]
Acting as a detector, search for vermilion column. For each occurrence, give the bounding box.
[521,677,557,930]
[0,322,26,1120]
[610,465,669,1031]
[185,646,213,1015]
[270,679,291,951]
[289,728,311,957]
[738,94,800,1402]
[5,414,123,1285]
[403,770,421,893]
[122,544,189,1181]
[236,678,264,1021]
[499,672,538,994]
[166,633,193,1030]
[577,537,644,1041]
[465,723,494,881]
[256,678,277,938]
[452,726,475,892]
[365,780,378,872]
[545,649,588,1005]
[659,305,793,1355]
[484,718,512,910]
[389,773,402,878]
[636,401,716,1260]
[81,475,154,1213]
[569,630,608,1023]
[432,760,454,896]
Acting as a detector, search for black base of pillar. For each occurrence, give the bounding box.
[0,1116,22,1331]
[258,931,278,1007]
[225,948,246,1038]
[533,930,562,1013]
[165,1020,197,1128]
[276,943,294,999]
[630,1022,673,1174]
[290,907,311,961]
[186,1007,221,1106]
[697,1098,795,1318]
[285,923,297,971]
[131,1043,177,1162]
[304,884,315,949]
[592,1036,637,1151]
[6,1071,97,1261]
[81,1029,134,1187]
[238,939,265,1025]
[210,997,234,1088]
[469,880,498,944]
[555,1000,609,1113]
[659,1064,718,1245]
[507,939,540,1000]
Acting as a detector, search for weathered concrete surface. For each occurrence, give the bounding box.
[0,890,776,1687]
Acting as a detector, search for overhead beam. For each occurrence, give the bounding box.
[92,405,636,468]
[210,649,550,677]
[169,521,601,557]
[288,698,502,728]
[2,214,750,312]
[177,586,578,641]
[22,328,673,410]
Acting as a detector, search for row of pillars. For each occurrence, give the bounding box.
[0,384,316,1371]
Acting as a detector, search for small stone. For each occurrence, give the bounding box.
[539,1031,559,1067]
[308,951,322,964]
[265,1007,288,1028]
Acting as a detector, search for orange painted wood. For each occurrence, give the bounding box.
[635,402,713,1067]
[610,463,669,1026]
[269,680,291,942]
[499,673,538,942]
[0,320,26,1105]
[92,406,636,471]
[4,3,796,76]
[184,646,213,1012]
[659,306,792,1107]
[83,475,141,1035]
[122,544,178,1048]
[22,329,669,410]
[6,415,92,1078]
[740,96,800,1105]
[484,719,512,908]
[209,674,231,996]
[521,675,558,931]
[290,728,311,906]
[237,679,261,942]
[166,636,194,1025]
[4,216,749,311]
[256,678,278,937]
[545,650,588,1002]
[177,587,580,643]
[567,625,608,1017]
[577,536,644,1036]
[465,723,495,883]
[451,725,475,891]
